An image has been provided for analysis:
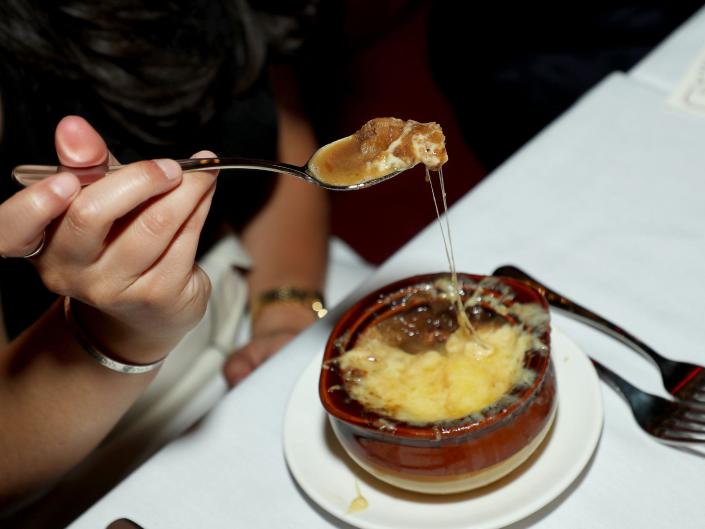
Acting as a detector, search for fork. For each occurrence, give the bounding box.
[493,265,705,407]
[593,359,705,445]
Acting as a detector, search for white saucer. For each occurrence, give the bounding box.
[283,327,603,529]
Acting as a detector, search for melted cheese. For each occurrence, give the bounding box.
[338,324,532,424]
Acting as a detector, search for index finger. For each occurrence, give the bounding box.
[0,173,80,257]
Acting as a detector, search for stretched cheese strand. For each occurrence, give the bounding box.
[426,167,487,350]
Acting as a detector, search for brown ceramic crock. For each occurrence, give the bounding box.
[319,273,557,494]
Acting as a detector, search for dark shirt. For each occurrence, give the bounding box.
[0,60,278,338]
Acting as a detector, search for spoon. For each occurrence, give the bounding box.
[11,139,405,192]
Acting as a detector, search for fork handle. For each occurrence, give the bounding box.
[590,359,641,406]
[493,266,669,368]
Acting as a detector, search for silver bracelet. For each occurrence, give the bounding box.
[63,297,166,374]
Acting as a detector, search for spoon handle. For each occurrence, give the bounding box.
[493,265,668,366]
[12,157,313,187]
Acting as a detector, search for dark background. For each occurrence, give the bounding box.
[298,0,702,264]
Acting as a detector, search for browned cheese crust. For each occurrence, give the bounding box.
[354,117,448,171]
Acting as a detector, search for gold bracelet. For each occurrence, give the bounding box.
[250,287,327,321]
[63,297,166,374]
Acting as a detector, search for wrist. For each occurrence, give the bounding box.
[251,298,320,337]
[67,298,176,367]
[250,286,327,325]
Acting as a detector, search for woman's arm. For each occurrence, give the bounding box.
[223,66,329,384]
[0,117,217,509]
[0,301,161,509]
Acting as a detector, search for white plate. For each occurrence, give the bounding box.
[283,327,603,529]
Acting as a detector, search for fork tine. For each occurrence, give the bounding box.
[659,431,705,444]
[664,409,705,432]
[654,417,705,442]
[675,398,705,411]
[665,434,705,443]
[669,422,705,435]
[680,400,705,411]
[678,415,705,428]
[666,403,705,432]
[680,407,705,422]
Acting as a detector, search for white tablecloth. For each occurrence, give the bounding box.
[630,4,705,92]
[71,16,705,529]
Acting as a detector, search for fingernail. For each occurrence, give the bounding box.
[192,150,216,158]
[155,159,182,180]
[49,173,80,200]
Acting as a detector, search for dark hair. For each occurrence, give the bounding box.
[0,0,317,143]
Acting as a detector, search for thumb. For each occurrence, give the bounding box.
[55,115,120,168]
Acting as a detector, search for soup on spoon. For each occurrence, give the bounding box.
[307,117,448,187]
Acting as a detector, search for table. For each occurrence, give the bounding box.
[72,8,705,529]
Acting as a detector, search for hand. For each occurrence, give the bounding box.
[223,301,318,385]
[33,116,219,363]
